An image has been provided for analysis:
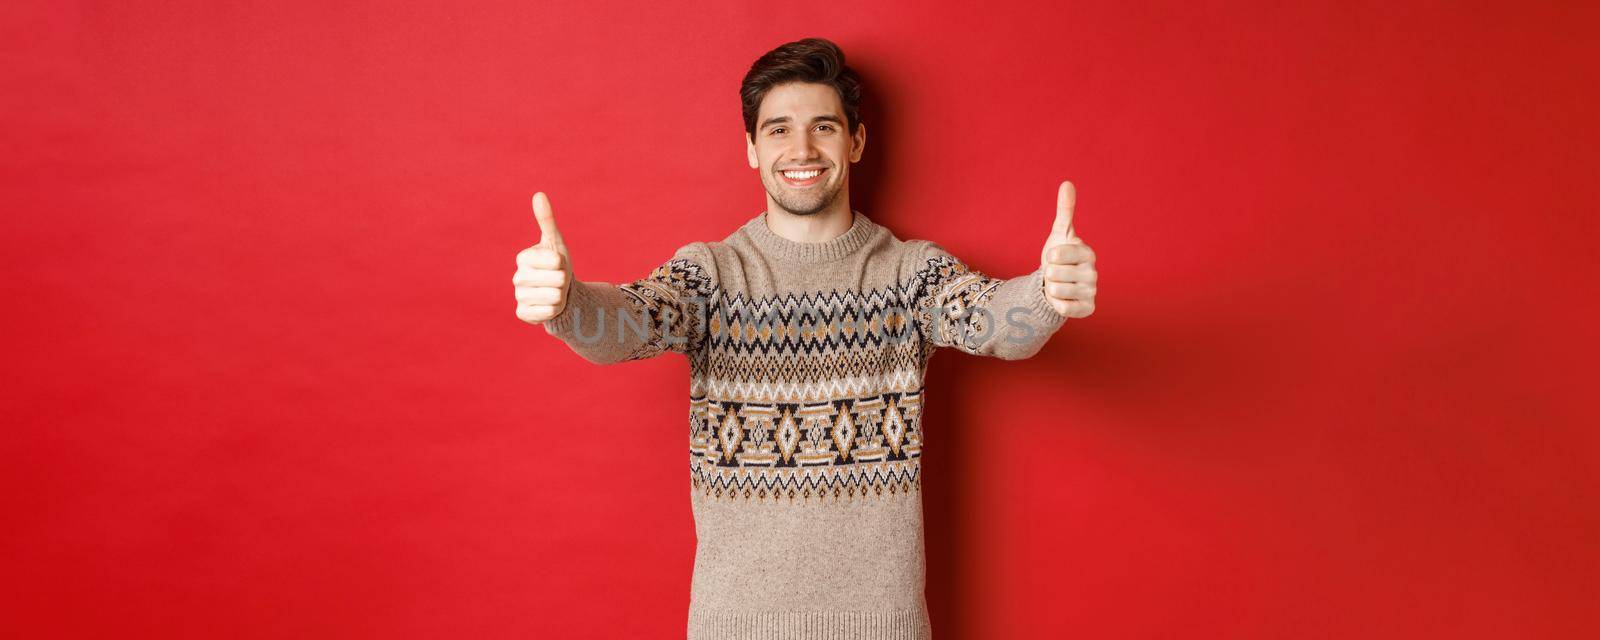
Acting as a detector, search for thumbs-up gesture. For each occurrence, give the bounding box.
[514,192,574,324]
[1040,180,1098,319]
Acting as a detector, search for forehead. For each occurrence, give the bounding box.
[757,82,844,121]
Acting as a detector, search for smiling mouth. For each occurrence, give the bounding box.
[779,167,827,187]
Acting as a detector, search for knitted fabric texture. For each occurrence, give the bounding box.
[543,210,1065,640]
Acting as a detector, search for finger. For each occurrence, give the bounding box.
[517,246,565,270]
[1046,243,1095,265]
[515,286,564,305]
[513,268,569,288]
[1052,180,1078,243]
[1050,243,1093,264]
[516,304,560,324]
[1045,263,1095,283]
[533,192,564,249]
[1064,299,1095,319]
[1045,281,1096,300]
[1044,263,1077,283]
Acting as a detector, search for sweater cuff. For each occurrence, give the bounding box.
[1015,267,1068,331]
[542,280,600,339]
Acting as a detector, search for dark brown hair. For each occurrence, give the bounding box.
[740,38,863,139]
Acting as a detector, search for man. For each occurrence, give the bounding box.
[513,37,1097,640]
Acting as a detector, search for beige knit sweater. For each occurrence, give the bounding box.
[543,210,1065,639]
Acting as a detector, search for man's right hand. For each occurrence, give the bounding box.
[513,192,573,325]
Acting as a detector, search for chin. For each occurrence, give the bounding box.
[780,205,822,216]
[765,176,841,216]
[779,197,831,216]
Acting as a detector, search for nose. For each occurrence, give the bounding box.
[784,129,822,165]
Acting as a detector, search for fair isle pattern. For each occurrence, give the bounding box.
[688,390,925,502]
[612,257,718,361]
[693,255,1009,393]
[694,284,927,406]
[703,287,923,353]
[697,368,925,405]
[906,255,1011,354]
[682,254,1009,502]
[698,254,1007,357]
[691,456,922,503]
[689,392,925,466]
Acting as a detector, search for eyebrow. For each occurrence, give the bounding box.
[759,114,845,131]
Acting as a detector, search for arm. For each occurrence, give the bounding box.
[541,243,718,365]
[909,240,1065,360]
[907,181,1099,360]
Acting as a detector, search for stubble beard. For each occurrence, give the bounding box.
[764,168,842,217]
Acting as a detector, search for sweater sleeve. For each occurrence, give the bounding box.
[542,243,718,365]
[907,240,1066,360]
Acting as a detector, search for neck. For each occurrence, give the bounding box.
[763,194,854,243]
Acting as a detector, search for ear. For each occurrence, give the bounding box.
[746,132,759,169]
[849,122,866,163]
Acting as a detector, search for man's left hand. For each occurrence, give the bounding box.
[1040,180,1098,319]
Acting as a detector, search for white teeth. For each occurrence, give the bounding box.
[782,169,822,180]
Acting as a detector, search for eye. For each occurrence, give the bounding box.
[817,124,835,133]
[769,127,785,135]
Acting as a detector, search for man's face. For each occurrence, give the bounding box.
[746,81,866,216]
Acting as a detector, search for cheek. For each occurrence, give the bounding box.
[835,146,855,167]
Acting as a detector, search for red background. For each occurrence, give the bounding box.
[5,1,1596,638]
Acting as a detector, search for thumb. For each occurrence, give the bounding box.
[1050,180,1080,244]
[532,192,565,250]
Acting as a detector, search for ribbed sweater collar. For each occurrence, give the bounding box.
[741,209,880,264]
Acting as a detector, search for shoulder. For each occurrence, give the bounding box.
[672,239,731,272]
[654,241,724,294]
[899,238,961,272]
[670,241,714,265]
